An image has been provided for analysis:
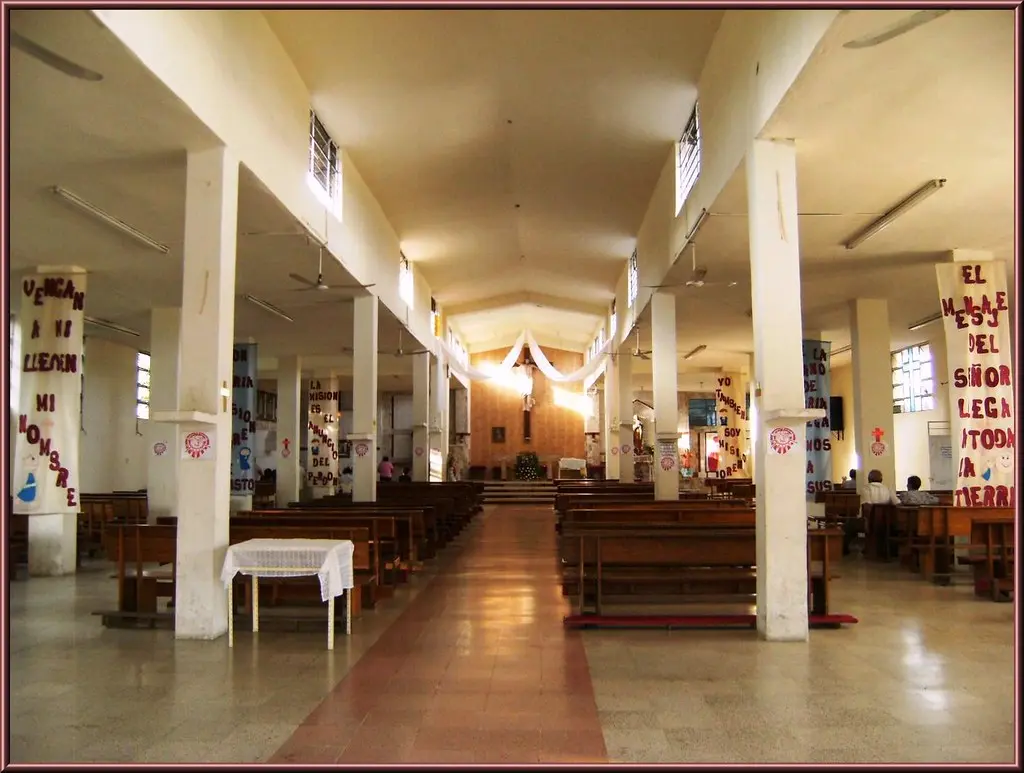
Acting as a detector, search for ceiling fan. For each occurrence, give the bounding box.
[630,328,652,361]
[646,243,739,290]
[378,329,430,358]
[11,30,103,81]
[289,246,375,293]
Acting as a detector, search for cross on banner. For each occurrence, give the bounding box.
[871,427,885,442]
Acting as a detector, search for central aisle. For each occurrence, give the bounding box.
[269,505,608,764]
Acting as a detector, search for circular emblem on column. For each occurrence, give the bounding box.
[768,427,797,455]
[871,441,886,457]
[152,442,167,457]
[184,431,211,459]
[414,446,424,457]
[660,455,675,471]
[610,446,618,456]
[281,447,291,458]
[355,442,369,457]
[620,444,631,455]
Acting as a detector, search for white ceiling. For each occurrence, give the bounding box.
[8,9,1016,389]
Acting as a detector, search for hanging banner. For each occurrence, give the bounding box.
[306,377,340,489]
[714,372,748,478]
[13,272,87,514]
[802,340,833,495]
[936,260,1015,507]
[230,344,257,493]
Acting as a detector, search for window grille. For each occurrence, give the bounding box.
[675,103,701,215]
[136,351,151,420]
[892,343,935,414]
[308,110,341,205]
[627,249,639,308]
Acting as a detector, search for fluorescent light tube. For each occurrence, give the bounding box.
[832,344,852,356]
[844,179,946,250]
[84,316,140,337]
[244,295,294,323]
[683,344,706,360]
[51,186,170,254]
[685,208,709,242]
[908,313,942,332]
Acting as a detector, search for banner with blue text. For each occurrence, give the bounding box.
[231,344,257,495]
[803,340,832,494]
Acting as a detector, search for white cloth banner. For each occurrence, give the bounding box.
[439,331,526,382]
[524,330,614,384]
[221,538,354,602]
[307,377,340,489]
[935,260,1015,508]
[13,272,87,515]
[715,371,749,479]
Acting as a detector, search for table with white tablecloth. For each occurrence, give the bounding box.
[558,457,588,479]
[220,538,355,650]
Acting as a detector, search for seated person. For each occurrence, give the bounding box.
[398,467,412,483]
[378,456,394,482]
[899,475,938,505]
[842,469,858,489]
[339,466,353,494]
[861,469,900,505]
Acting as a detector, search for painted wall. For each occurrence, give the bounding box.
[469,347,586,469]
[79,336,149,493]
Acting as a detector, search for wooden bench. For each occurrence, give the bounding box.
[560,520,843,620]
[98,522,374,629]
[557,499,750,532]
[964,516,1015,601]
[907,506,1014,584]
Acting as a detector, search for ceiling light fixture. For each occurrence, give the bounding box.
[51,186,170,254]
[243,295,294,323]
[685,208,709,242]
[843,179,946,250]
[843,10,950,49]
[908,312,942,332]
[84,316,140,337]
[683,344,706,360]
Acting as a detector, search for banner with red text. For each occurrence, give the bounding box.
[715,372,749,478]
[936,260,1015,507]
[306,377,340,490]
[231,344,257,495]
[13,272,87,514]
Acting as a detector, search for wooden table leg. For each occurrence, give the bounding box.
[228,582,234,648]
[327,596,336,650]
[252,576,260,633]
[346,590,352,635]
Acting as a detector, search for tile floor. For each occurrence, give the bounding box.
[8,505,1017,764]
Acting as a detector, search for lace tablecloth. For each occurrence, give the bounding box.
[559,458,588,471]
[220,538,354,602]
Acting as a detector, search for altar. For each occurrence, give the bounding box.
[558,457,587,480]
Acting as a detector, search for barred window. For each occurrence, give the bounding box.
[308,110,342,215]
[892,343,935,414]
[136,352,151,420]
[675,103,701,215]
[627,249,639,308]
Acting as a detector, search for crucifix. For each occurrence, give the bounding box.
[871,427,885,442]
[515,346,537,442]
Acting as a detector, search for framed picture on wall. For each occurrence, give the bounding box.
[340,440,352,459]
[491,426,506,444]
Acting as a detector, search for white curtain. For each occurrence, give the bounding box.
[525,330,614,384]
[435,329,613,385]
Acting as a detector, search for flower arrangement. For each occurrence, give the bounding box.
[515,451,542,481]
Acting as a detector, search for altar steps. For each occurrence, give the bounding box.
[482,480,556,505]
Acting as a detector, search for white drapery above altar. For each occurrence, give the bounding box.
[437,330,612,386]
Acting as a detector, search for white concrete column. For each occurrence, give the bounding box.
[430,354,450,480]
[850,299,896,491]
[616,344,634,481]
[146,307,181,524]
[275,355,301,506]
[352,296,378,501]
[747,138,814,642]
[651,293,680,499]
[172,146,239,639]
[14,267,87,575]
[411,352,430,481]
[603,360,620,480]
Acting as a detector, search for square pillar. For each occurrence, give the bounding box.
[14,266,87,575]
[430,354,450,480]
[616,344,634,480]
[352,296,378,501]
[747,138,815,642]
[172,146,239,639]
[275,355,301,506]
[651,292,680,499]
[147,307,181,524]
[850,299,896,491]
[411,352,430,481]
[603,358,620,480]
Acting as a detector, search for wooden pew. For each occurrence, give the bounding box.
[965,516,1015,601]
[98,522,374,629]
[560,519,844,620]
[557,498,750,532]
[908,506,1014,583]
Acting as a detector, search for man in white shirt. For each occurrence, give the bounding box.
[861,469,901,506]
